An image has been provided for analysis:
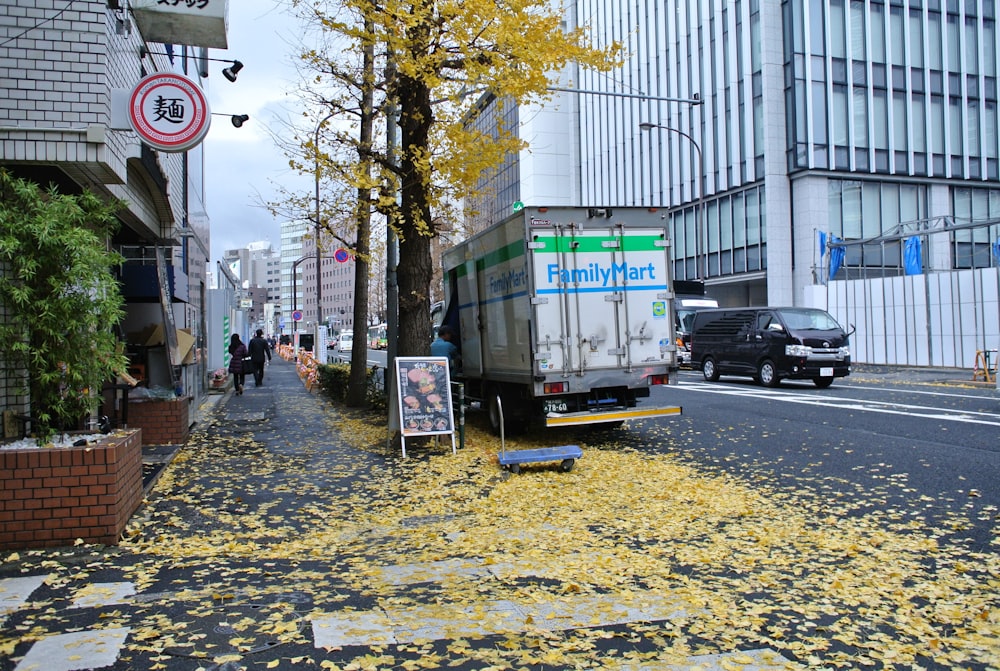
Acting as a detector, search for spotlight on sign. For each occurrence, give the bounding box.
[222,60,244,82]
[231,114,249,128]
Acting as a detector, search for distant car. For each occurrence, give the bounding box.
[337,332,353,352]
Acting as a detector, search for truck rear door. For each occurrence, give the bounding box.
[529,224,673,379]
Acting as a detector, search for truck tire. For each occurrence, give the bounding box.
[758,359,780,387]
[813,377,834,388]
[702,356,720,382]
[488,391,504,436]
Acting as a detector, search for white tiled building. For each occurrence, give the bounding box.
[0,1,229,416]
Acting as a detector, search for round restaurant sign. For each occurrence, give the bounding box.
[128,72,211,153]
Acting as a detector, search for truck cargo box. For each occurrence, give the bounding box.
[440,206,681,433]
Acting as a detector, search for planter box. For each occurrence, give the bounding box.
[0,429,143,549]
[127,397,190,445]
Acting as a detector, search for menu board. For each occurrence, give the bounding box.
[394,357,455,437]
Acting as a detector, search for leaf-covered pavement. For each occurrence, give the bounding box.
[1,366,997,670]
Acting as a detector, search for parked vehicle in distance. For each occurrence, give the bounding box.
[337,331,353,352]
[690,307,851,387]
[367,323,387,349]
[675,293,719,366]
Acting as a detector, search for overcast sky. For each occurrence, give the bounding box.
[202,1,308,261]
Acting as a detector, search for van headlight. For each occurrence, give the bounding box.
[838,346,850,358]
[785,344,811,357]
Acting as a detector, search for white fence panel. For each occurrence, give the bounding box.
[823,267,1000,368]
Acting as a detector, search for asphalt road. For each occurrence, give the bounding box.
[644,369,999,550]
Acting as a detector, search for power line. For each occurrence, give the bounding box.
[0,1,76,49]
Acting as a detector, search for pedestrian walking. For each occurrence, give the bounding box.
[228,333,248,395]
[248,328,272,387]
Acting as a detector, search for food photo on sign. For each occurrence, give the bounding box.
[396,358,454,436]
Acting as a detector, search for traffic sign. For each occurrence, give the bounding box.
[334,248,350,263]
[292,310,303,322]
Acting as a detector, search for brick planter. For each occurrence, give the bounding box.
[0,429,143,549]
[127,396,190,445]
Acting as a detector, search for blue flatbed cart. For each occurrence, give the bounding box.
[494,397,582,474]
[498,444,583,474]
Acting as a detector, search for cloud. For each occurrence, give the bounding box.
[203,0,309,260]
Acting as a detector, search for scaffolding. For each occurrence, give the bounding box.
[816,216,1000,369]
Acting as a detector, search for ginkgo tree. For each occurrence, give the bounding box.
[288,0,623,359]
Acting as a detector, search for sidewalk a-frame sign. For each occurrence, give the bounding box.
[391,357,456,458]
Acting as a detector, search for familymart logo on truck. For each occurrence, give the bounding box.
[545,261,658,288]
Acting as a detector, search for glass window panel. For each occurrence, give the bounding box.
[965,17,979,75]
[813,82,828,144]
[985,102,998,158]
[810,0,826,55]
[720,197,732,246]
[843,181,862,238]
[882,181,901,232]
[871,3,886,63]
[874,90,889,149]
[733,193,746,246]
[834,86,849,145]
[828,180,845,237]
[747,189,761,245]
[890,8,906,65]
[707,200,719,253]
[854,88,870,147]
[947,15,961,72]
[863,182,882,237]
[853,60,868,85]
[909,10,924,68]
[899,184,923,222]
[985,22,997,77]
[893,92,908,149]
[912,68,925,93]
[796,86,808,143]
[930,69,944,94]
[949,97,964,154]
[928,12,944,70]
[967,101,981,155]
[912,94,927,152]
[830,0,847,59]
[832,57,848,84]
[850,1,867,60]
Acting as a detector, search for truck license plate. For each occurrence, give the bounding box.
[820,367,834,377]
[544,400,568,414]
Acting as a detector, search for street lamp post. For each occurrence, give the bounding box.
[639,121,705,281]
[314,112,336,325]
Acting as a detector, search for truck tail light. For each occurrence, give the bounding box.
[543,382,567,394]
[649,375,669,386]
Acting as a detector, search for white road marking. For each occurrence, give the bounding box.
[13,627,130,671]
[675,383,1000,427]
[0,575,46,619]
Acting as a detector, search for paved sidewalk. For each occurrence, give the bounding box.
[2,357,993,670]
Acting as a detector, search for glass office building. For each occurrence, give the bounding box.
[475,0,1000,309]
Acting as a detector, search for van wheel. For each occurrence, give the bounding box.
[813,377,834,388]
[702,357,720,382]
[758,360,780,387]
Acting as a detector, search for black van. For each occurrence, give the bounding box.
[690,307,851,387]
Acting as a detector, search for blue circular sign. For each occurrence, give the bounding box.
[334,248,350,263]
[292,310,303,322]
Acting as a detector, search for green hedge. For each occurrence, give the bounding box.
[316,362,388,415]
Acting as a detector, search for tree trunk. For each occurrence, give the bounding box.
[346,19,376,407]
[395,68,435,357]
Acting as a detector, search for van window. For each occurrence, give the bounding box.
[776,308,842,330]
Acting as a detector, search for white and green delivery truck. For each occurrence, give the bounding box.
[439,206,682,434]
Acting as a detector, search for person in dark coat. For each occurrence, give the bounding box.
[247,329,272,387]
[228,333,248,395]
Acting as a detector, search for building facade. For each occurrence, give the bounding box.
[0,1,230,419]
[471,0,999,365]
